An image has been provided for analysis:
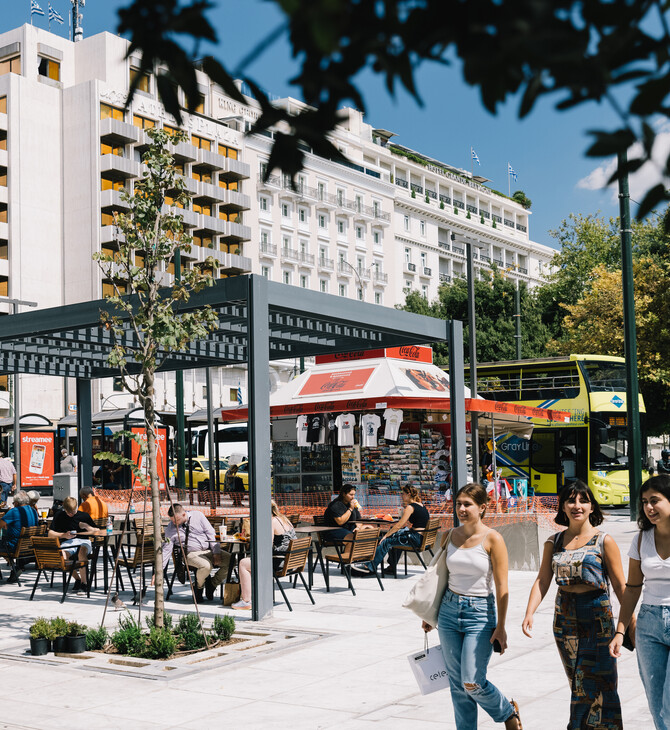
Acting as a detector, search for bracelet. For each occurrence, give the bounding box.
[625,582,643,587]
[615,631,625,637]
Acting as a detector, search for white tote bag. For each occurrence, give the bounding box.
[407,635,450,695]
[402,529,451,627]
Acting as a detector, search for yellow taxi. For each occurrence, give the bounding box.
[169,457,229,489]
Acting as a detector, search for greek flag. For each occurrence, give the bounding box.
[48,3,64,23]
[31,0,45,16]
[471,147,480,165]
[508,163,518,181]
[236,383,243,405]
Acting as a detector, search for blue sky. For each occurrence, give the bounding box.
[3,0,657,249]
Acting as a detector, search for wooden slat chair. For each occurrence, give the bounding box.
[387,516,441,577]
[0,524,46,585]
[88,516,119,590]
[311,514,348,591]
[30,536,89,603]
[207,514,225,531]
[325,528,383,596]
[288,513,300,527]
[274,536,315,611]
[116,521,156,599]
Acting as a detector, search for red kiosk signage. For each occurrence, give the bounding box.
[130,426,169,489]
[20,431,55,487]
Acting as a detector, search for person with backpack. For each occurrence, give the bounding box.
[522,481,626,729]
[610,474,670,729]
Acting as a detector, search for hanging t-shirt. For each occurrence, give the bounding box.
[325,413,338,445]
[360,413,381,447]
[296,415,310,447]
[383,408,403,441]
[306,414,324,444]
[335,413,356,446]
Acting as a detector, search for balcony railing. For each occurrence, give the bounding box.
[374,270,388,284]
[504,219,515,228]
[438,241,451,251]
[492,214,502,223]
[493,258,504,266]
[518,266,528,274]
[395,177,409,189]
[422,267,432,276]
[260,242,277,257]
[299,252,315,266]
[410,182,423,194]
[453,200,465,210]
[281,247,300,262]
[318,257,334,271]
[516,223,527,232]
[439,273,451,283]
[481,210,491,219]
[338,261,353,275]
[452,245,465,255]
[439,194,451,204]
[479,254,490,263]
[406,262,417,272]
[426,190,437,199]
[467,204,478,213]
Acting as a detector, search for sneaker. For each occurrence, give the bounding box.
[231,599,251,610]
[353,563,373,573]
[72,579,82,593]
[205,576,215,601]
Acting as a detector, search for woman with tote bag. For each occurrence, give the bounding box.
[420,483,522,730]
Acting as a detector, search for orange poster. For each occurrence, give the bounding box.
[130,426,168,489]
[20,431,55,487]
[298,367,375,396]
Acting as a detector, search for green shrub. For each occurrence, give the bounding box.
[67,621,87,637]
[29,617,54,640]
[466,210,471,219]
[85,626,108,651]
[145,612,173,631]
[175,613,206,651]
[453,208,458,215]
[212,614,235,642]
[425,194,430,204]
[50,617,68,638]
[439,200,444,210]
[411,189,416,198]
[111,614,144,656]
[143,626,177,659]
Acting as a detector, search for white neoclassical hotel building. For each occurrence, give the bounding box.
[0,23,555,423]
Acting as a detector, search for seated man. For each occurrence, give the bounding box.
[78,486,109,520]
[323,484,362,541]
[49,496,101,592]
[26,490,41,519]
[0,491,39,580]
[162,503,231,603]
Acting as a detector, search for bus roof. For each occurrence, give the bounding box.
[469,354,625,369]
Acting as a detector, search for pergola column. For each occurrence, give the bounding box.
[449,320,467,526]
[76,378,92,491]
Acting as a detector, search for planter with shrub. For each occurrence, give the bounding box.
[29,618,54,656]
[51,617,68,653]
[66,622,88,654]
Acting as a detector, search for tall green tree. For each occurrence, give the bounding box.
[94,128,218,627]
[117,0,670,218]
[401,269,550,366]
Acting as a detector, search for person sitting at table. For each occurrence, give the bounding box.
[49,496,101,592]
[323,484,362,541]
[26,490,40,519]
[162,503,231,603]
[233,500,296,610]
[0,491,40,582]
[78,486,108,520]
[352,483,429,576]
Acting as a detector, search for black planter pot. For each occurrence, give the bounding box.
[29,637,49,656]
[66,635,86,654]
[52,636,67,653]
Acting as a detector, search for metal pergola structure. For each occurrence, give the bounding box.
[0,275,452,619]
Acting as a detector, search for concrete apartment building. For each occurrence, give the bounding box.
[0,23,555,425]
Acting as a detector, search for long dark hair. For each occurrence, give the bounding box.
[555,480,604,527]
[455,483,488,517]
[638,474,670,531]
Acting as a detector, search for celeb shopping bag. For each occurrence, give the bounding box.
[402,529,451,627]
[407,635,450,695]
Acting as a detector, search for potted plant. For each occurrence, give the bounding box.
[51,616,68,653]
[29,617,54,656]
[66,621,88,654]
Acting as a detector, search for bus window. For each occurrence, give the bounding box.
[477,370,520,400]
[530,431,558,472]
[520,367,581,400]
[580,361,627,392]
[590,412,628,469]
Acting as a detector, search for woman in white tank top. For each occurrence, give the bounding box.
[422,483,522,730]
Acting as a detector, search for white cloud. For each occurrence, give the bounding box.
[576,120,670,210]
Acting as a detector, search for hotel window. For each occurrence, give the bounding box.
[339,284,346,297]
[100,142,124,157]
[300,274,308,288]
[129,67,150,93]
[337,220,345,235]
[318,182,325,200]
[133,114,155,130]
[217,144,238,159]
[320,280,328,293]
[420,252,427,268]
[191,134,211,151]
[420,220,426,236]
[375,292,382,305]
[100,175,124,191]
[356,225,364,240]
[100,103,124,121]
[422,285,428,299]
[0,56,21,76]
[100,211,117,226]
[193,94,205,114]
[192,234,212,248]
[373,201,380,217]
[38,57,60,81]
[336,189,344,206]
[192,202,212,216]
[318,214,327,229]
[191,168,212,183]
[404,215,410,231]
[259,196,268,212]
[355,195,362,212]
[404,247,411,263]
[261,266,271,279]
[282,203,290,217]
[261,231,269,245]
[282,236,291,250]
[298,207,307,223]
[373,231,381,245]
[283,271,291,285]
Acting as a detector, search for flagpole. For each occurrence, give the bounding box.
[508,164,510,197]
[470,147,473,178]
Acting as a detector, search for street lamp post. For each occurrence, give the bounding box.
[339,259,365,301]
[0,296,38,487]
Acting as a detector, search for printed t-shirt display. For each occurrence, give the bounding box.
[383,408,403,440]
[296,415,309,446]
[335,413,356,446]
[360,413,381,447]
[306,414,324,444]
[325,413,338,445]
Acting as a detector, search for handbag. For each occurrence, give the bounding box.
[402,529,452,627]
[223,582,241,606]
[407,634,450,695]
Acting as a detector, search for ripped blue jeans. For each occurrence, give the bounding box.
[437,589,514,729]
[369,527,422,570]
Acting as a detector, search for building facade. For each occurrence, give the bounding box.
[0,23,555,424]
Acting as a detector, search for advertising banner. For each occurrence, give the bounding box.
[298,367,375,397]
[130,426,168,489]
[20,431,55,487]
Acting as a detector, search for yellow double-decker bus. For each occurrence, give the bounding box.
[466,355,646,505]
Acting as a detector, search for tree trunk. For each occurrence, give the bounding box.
[143,371,164,629]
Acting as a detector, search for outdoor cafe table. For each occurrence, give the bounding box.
[76,530,125,593]
[293,525,342,589]
[218,536,250,583]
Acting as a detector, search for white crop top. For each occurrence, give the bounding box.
[446,533,493,597]
[628,529,670,607]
